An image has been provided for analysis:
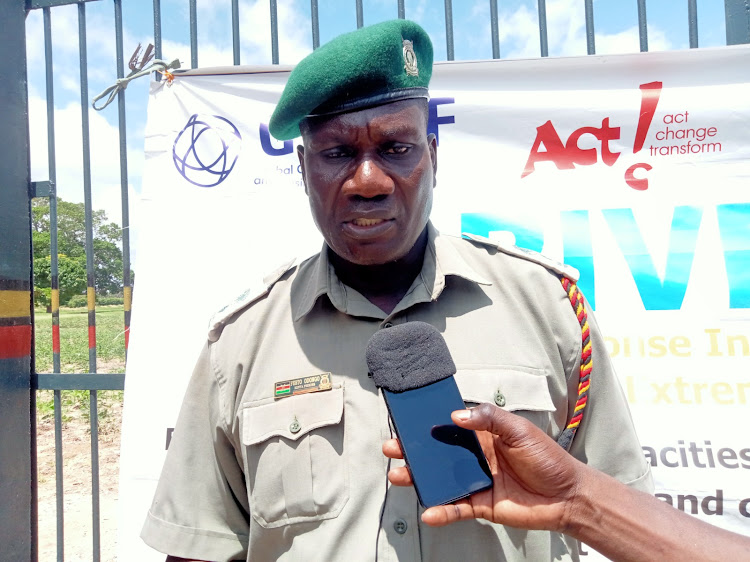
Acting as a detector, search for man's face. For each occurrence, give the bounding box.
[298,99,437,266]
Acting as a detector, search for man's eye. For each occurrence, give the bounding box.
[323,147,352,159]
[384,145,410,155]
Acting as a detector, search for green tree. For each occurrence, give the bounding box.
[32,198,126,305]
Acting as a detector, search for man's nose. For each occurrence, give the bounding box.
[343,157,395,198]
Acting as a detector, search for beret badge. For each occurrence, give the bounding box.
[403,39,418,77]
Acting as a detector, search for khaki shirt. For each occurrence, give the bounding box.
[142,224,652,561]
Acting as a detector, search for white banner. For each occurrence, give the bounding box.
[119,46,750,560]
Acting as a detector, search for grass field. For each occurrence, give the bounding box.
[34,305,127,374]
[34,305,127,423]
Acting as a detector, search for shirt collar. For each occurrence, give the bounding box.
[293,222,491,321]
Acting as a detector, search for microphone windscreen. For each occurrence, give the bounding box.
[365,321,457,393]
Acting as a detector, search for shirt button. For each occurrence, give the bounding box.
[393,518,408,534]
[494,389,506,407]
[289,417,301,434]
[383,322,393,329]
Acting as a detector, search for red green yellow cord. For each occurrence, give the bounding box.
[557,276,592,451]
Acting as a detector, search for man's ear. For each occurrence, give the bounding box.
[427,133,437,188]
[297,144,308,194]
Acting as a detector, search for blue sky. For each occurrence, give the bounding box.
[24,0,728,236]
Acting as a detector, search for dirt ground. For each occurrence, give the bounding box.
[36,396,122,561]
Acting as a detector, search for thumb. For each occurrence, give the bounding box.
[452,403,530,440]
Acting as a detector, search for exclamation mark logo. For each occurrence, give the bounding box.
[633,81,663,153]
[625,81,663,190]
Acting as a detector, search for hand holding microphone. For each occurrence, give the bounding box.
[383,403,750,562]
[383,402,581,531]
[368,321,579,523]
[366,322,492,507]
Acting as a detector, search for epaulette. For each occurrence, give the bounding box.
[208,258,296,342]
[461,232,579,282]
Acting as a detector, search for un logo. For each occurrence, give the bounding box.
[173,114,242,188]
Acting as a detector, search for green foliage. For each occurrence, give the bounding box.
[66,294,87,308]
[34,287,52,309]
[32,198,127,298]
[65,294,124,308]
[36,391,59,420]
[36,390,88,423]
[34,254,88,305]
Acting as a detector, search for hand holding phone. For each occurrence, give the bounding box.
[366,322,493,507]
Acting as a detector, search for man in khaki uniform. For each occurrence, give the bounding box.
[142,19,652,562]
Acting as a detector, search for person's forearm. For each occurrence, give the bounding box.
[567,467,750,562]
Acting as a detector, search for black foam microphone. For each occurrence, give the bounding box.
[366,322,492,507]
[366,321,457,392]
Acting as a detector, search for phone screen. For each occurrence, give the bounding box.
[383,377,493,507]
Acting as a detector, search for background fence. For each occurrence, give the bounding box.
[1,0,749,560]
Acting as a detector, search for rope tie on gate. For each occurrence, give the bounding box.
[92,43,181,111]
[557,276,592,451]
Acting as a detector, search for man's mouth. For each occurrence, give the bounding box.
[343,217,394,239]
[351,218,386,227]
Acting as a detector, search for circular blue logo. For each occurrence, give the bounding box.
[173,114,242,188]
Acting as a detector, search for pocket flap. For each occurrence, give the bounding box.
[242,385,344,445]
[455,368,554,412]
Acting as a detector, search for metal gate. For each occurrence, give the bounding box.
[1,1,749,560]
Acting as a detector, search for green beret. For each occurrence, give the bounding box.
[269,19,433,141]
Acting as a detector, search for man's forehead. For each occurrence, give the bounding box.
[302,100,427,140]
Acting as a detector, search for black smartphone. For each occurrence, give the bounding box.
[383,376,493,508]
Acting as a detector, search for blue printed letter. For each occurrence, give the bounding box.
[259,123,293,156]
[717,203,750,309]
[460,213,544,253]
[602,206,702,310]
[561,210,596,309]
[428,98,455,146]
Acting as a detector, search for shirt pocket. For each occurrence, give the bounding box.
[240,383,348,528]
[455,367,555,431]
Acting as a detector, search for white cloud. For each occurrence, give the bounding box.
[25,4,117,68]
[158,0,312,68]
[239,0,313,64]
[408,0,428,23]
[499,0,672,59]
[28,93,142,232]
[499,3,542,58]
[25,10,45,68]
[546,0,588,55]
[595,25,672,55]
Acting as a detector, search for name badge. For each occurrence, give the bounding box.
[275,373,333,399]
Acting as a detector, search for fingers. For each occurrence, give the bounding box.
[387,466,412,486]
[421,501,476,527]
[452,403,537,441]
[384,439,411,487]
[384,439,409,486]
[382,438,404,460]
